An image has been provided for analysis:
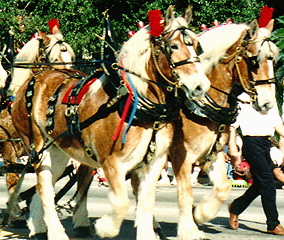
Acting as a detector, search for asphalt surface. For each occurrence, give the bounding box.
[1,175,284,239]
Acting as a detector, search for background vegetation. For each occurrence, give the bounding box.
[0,0,283,58]
[0,0,283,101]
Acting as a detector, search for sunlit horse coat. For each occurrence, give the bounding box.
[11,6,210,240]
[167,19,279,239]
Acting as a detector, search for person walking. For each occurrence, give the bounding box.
[228,92,284,235]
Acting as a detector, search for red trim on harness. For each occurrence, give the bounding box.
[112,58,133,141]
[62,83,75,104]
[62,78,98,105]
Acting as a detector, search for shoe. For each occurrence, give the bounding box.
[267,224,284,235]
[228,203,239,230]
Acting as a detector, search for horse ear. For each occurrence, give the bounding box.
[165,5,175,26]
[263,19,274,32]
[38,30,50,45]
[183,6,193,25]
[248,19,259,39]
[51,25,62,35]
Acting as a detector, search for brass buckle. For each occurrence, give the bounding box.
[153,121,161,130]
[219,124,226,132]
[251,94,257,102]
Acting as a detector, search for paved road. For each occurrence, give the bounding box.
[1,175,284,239]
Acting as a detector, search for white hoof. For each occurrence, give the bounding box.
[178,227,206,240]
[95,215,120,238]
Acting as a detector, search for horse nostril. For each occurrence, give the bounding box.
[262,102,271,112]
[192,85,203,98]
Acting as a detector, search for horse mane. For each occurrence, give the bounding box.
[0,62,7,88]
[117,16,191,96]
[117,26,151,95]
[198,24,248,74]
[14,33,75,64]
[198,23,279,74]
[10,33,75,96]
[14,38,41,63]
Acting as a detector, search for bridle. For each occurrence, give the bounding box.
[150,27,201,95]
[222,32,276,102]
[38,37,68,64]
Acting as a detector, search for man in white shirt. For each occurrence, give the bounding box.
[228,93,284,235]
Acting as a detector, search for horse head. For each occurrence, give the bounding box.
[237,19,278,114]
[8,29,75,96]
[118,6,210,102]
[199,19,278,114]
[36,28,75,69]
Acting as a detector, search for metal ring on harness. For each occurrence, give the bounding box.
[111,63,119,70]
[153,121,161,130]
[218,124,226,132]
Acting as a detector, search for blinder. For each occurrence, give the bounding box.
[246,56,259,70]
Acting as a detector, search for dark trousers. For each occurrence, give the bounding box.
[230,136,280,230]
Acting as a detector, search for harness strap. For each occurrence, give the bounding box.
[173,57,200,67]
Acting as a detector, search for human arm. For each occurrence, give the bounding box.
[228,125,242,169]
[275,123,284,138]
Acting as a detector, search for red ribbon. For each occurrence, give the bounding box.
[112,60,133,141]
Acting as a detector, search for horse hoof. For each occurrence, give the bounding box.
[74,226,92,237]
[29,232,48,240]
[10,220,27,229]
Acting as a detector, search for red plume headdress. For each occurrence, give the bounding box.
[148,10,163,37]
[258,6,274,28]
[48,19,60,34]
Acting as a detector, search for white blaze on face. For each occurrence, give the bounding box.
[267,59,274,79]
[179,45,210,97]
[254,59,276,113]
[61,51,73,69]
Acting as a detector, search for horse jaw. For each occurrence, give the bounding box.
[180,72,210,100]
[253,84,276,114]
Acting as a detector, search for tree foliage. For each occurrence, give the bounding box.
[272,15,284,110]
[2,0,280,59]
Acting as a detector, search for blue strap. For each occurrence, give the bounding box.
[122,74,138,143]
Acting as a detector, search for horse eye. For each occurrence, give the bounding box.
[196,43,204,56]
[170,44,179,50]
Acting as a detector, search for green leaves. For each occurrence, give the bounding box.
[0,0,280,61]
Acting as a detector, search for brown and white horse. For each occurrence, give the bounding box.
[8,28,75,97]
[166,19,279,239]
[11,6,210,240]
[0,28,75,228]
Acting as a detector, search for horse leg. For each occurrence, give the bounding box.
[5,172,24,226]
[3,139,27,228]
[72,164,94,237]
[193,151,231,224]
[170,149,206,240]
[27,192,47,238]
[94,158,130,238]
[133,150,168,240]
[30,146,70,240]
[131,168,164,239]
